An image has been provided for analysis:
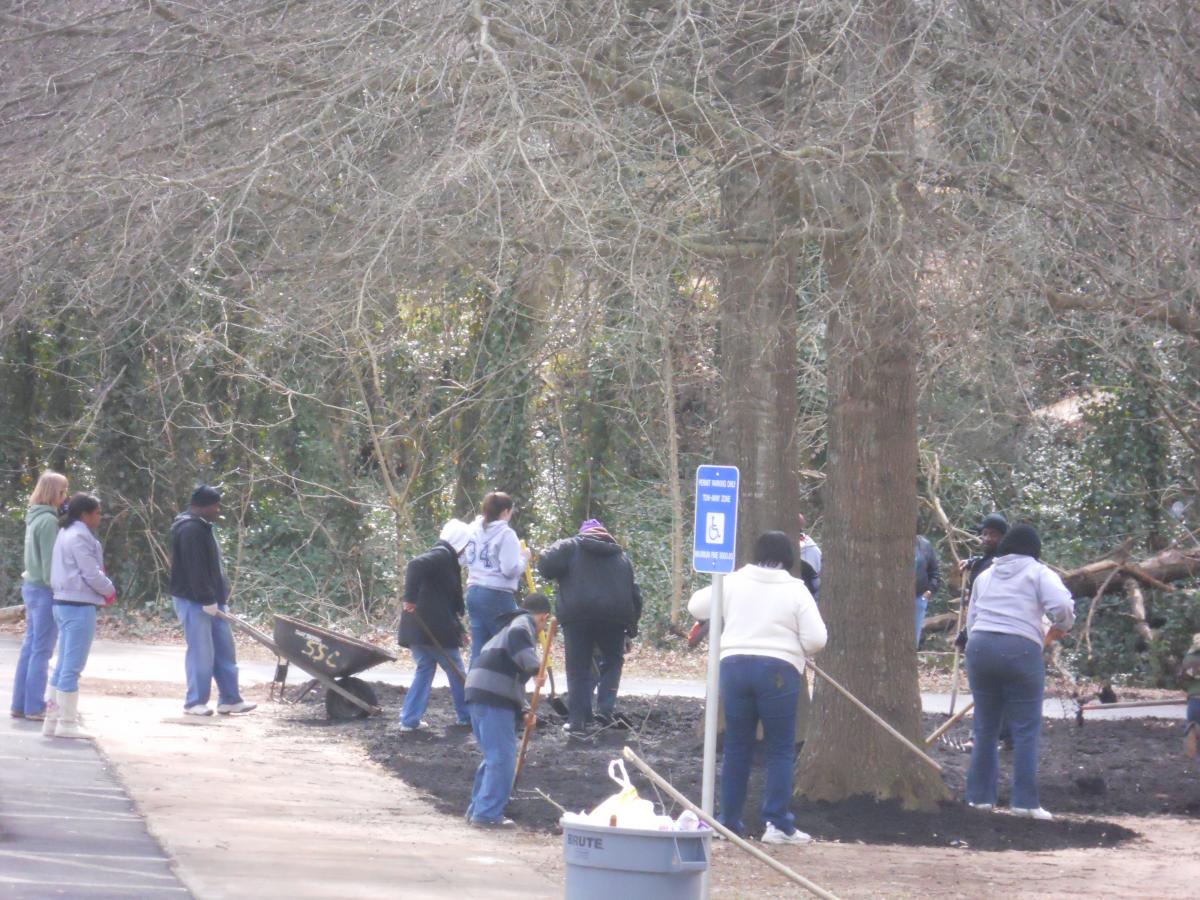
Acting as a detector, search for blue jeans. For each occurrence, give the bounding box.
[173,598,242,707]
[562,621,626,730]
[914,595,927,646]
[966,631,1045,809]
[1187,696,1199,727]
[719,655,801,836]
[467,702,518,823]
[48,604,97,694]
[401,644,469,727]
[11,582,57,714]
[466,586,517,668]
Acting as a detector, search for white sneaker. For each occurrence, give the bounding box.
[968,802,994,811]
[1011,806,1053,821]
[217,701,257,715]
[184,705,214,716]
[398,720,428,733]
[760,823,812,845]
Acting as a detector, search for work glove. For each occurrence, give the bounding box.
[954,629,968,651]
[202,603,219,617]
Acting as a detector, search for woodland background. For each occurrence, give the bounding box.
[2,0,1199,706]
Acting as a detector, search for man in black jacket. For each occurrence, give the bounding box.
[914,533,942,648]
[169,485,255,717]
[397,519,472,732]
[537,519,641,735]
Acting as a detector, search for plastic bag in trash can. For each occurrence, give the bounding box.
[586,760,660,828]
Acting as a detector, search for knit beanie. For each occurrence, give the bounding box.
[997,523,1041,560]
[977,513,1009,535]
[190,484,222,507]
[579,518,615,542]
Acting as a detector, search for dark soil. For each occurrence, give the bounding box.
[272,683,1199,852]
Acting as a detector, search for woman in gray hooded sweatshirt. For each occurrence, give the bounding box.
[964,523,1074,820]
[463,492,530,668]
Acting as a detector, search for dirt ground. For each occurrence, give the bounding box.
[74,672,1200,899]
[284,683,1196,852]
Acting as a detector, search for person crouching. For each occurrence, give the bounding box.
[463,593,550,828]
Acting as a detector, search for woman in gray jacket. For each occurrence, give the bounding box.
[964,523,1074,820]
[43,493,115,739]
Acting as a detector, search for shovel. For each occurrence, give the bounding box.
[522,546,569,717]
[514,616,558,787]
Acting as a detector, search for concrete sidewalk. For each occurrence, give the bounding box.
[0,719,189,899]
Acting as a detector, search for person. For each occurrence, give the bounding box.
[10,471,68,720]
[1179,633,1200,759]
[955,513,1010,751]
[397,519,473,732]
[686,531,828,844]
[914,533,941,646]
[169,485,256,717]
[795,513,822,601]
[537,518,641,736]
[463,593,550,828]
[41,492,115,739]
[964,523,1075,820]
[463,491,530,667]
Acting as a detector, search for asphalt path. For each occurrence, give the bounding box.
[0,634,1185,720]
[0,712,189,899]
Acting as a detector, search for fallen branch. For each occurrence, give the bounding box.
[620,746,840,900]
[0,604,25,625]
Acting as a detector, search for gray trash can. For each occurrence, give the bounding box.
[560,817,710,900]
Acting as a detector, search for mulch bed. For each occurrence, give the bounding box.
[272,683,1199,851]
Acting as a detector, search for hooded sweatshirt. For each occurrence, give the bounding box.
[22,504,60,586]
[169,512,228,604]
[687,564,827,674]
[463,518,526,592]
[536,534,642,629]
[967,553,1075,647]
[464,610,543,713]
[50,520,115,605]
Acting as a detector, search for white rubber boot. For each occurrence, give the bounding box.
[41,690,60,737]
[54,691,91,740]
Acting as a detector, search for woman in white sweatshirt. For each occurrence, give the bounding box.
[964,523,1075,820]
[44,493,116,739]
[687,531,827,845]
[463,492,529,667]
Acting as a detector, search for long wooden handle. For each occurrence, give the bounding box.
[521,541,536,594]
[806,661,942,774]
[621,746,840,900]
[514,616,557,786]
[925,701,974,745]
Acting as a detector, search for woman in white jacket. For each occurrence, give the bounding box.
[688,531,827,844]
[43,493,115,739]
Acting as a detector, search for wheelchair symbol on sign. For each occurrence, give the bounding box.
[706,512,725,544]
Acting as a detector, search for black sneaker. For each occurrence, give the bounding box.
[470,817,516,829]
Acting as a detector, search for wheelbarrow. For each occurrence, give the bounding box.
[216,610,397,720]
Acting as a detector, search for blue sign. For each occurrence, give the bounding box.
[692,465,739,574]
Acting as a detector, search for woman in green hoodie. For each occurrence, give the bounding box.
[10,470,68,719]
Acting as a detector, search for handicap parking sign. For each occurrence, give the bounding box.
[693,465,739,574]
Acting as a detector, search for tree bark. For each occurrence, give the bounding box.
[796,0,949,808]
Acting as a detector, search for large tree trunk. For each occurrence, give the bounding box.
[796,0,948,809]
[716,163,800,561]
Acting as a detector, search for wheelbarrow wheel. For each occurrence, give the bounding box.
[325,676,377,720]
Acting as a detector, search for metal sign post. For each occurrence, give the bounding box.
[692,465,738,896]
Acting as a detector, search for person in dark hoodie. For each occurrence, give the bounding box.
[955,513,1010,650]
[463,593,550,828]
[964,523,1075,820]
[914,533,942,647]
[397,518,472,732]
[537,519,641,736]
[169,485,255,717]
